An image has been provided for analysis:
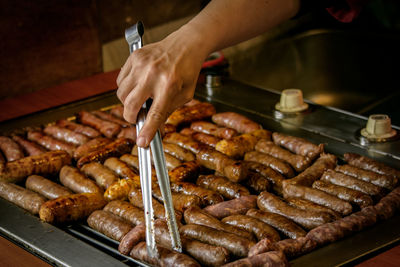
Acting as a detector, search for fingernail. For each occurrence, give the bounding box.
[136,136,147,147]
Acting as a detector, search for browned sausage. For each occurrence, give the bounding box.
[245,171,270,193]
[91,110,130,127]
[43,125,89,146]
[344,152,400,180]
[164,132,206,154]
[154,219,230,267]
[12,135,46,156]
[196,174,250,199]
[166,102,216,127]
[118,224,145,255]
[216,134,258,159]
[180,224,255,258]
[212,112,262,134]
[152,186,202,213]
[203,195,258,219]
[305,222,346,247]
[104,178,137,201]
[257,191,334,230]
[192,132,221,148]
[78,111,121,138]
[168,161,201,183]
[130,241,201,267]
[104,157,138,179]
[246,208,306,239]
[39,193,107,224]
[0,150,71,183]
[0,136,24,161]
[197,148,249,182]
[59,165,102,194]
[87,210,132,241]
[312,180,374,208]
[170,181,224,206]
[285,197,341,220]
[272,132,323,160]
[222,214,280,242]
[244,151,294,178]
[247,238,276,258]
[255,139,312,172]
[25,175,72,199]
[184,206,255,241]
[284,153,337,186]
[117,126,137,141]
[180,127,196,136]
[190,121,238,139]
[222,250,288,267]
[244,161,285,195]
[249,129,272,141]
[0,181,46,214]
[73,137,112,160]
[336,164,396,190]
[274,237,317,259]
[103,200,145,226]
[119,153,140,170]
[57,119,101,138]
[163,142,195,162]
[282,182,352,215]
[164,123,176,135]
[27,131,75,156]
[80,162,119,189]
[77,138,134,168]
[110,105,124,119]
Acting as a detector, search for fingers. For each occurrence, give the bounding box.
[122,84,149,124]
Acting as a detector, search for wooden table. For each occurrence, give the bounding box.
[0,70,399,266]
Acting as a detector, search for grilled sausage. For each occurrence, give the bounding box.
[203,195,258,219]
[91,110,130,127]
[87,210,132,241]
[285,197,341,220]
[282,182,352,215]
[244,161,285,195]
[245,171,270,193]
[305,222,346,247]
[163,142,195,162]
[43,125,89,146]
[196,174,250,199]
[197,148,249,182]
[212,112,262,134]
[249,129,272,141]
[168,161,201,183]
[25,175,72,199]
[12,135,46,156]
[0,136,25,161]
[104,178,137,201]
[344,152,400,180]
[246,209,306,239]
[152,186,201,212]
[192,132,221,148]
[78,111,121,138]
[119,154,140,170]
[166,102,216,127]
[164,123,176,135]
[184,206,255,240]
[118,224,145,255]
[216,134,258,159]
[170,181,224,206]
[103,200,145,226]
[164,132,206,154]
[154,219,230,267]
[272,132,323,160]
[312,180,374,208]
[57,119,101,138]
[0,181,46,214]
[285,153,337,186]
[190,121,238,139]
[180,224,255,257]
[77,138,134,168]
[27,131,75,156]
[222,214,280,242]
[0,150,71,183]
[336,164,396,190]
[59,165,102,194]
[257,191,334,230]
[73,137,111,160]
[39,193,107,224]
[255,139,312,172]
[247,238,276,258]
[222,250,288,267]
[274,237,317,259]
[80,162,119,189]
[117,126,137,141]
[110,105,124,119]
[244,151,294,178]
[104,157,138,179]
[180,127,196,136]
[130,242,201,267]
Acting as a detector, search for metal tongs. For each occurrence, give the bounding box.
[125,21,182,258]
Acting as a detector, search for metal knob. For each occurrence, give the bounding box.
[275,89,308,113]
[361,114,396,140]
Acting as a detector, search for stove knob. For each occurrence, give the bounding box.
[361,114,397,140]
[275,89,308,113]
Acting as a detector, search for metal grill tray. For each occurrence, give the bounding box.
[1,79,400,266]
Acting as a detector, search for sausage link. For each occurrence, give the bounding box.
[272,132,323,159]
[249,129,272,141]
[166,102,216,127]
[104,157,138,179]
[0,136,25,161]
[190,121,238,139]
[25,175,72,199]
[212,112,262,134]
[168,161,201,183]
[91,110,130,127]
[0,150,71,183]
[110,106,124,119]
[27,131,75,156]
[285,197,341,220]
[0,181,46,214]
[87,210,132,241]
[192,132,221,148]
[118,224,145,255]
[103,200,145,226]
[43,125,89,146]
[196,174,250,199]
[78,111,121,138]
[180,127,196,136]
[245,161,285,195]
[57,119,101,138]
[12,135,46,156]
[59,165,102,194]
[203,195,258,219]
[73,137,111,160]
[80,162,119,189]
[170,181,224,206]
[117,126,137,141]
[222,250,289,267]
[244,151,294,178]
[39,192,107,224]
[163,132,206,154]
[216,134,258,159]
[274,237,317,259]
[152,186,201,213]
[104,178,137,201]
[245,171,270,193]
[163,142,195,162]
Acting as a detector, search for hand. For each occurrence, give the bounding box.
[117,28,208,147]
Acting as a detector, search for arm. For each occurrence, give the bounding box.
[117,0,300,147]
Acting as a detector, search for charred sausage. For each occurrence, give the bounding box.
[166,102,216,127]
[73,137,111,160]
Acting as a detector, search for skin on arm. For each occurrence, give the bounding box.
[117,0,300,147]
